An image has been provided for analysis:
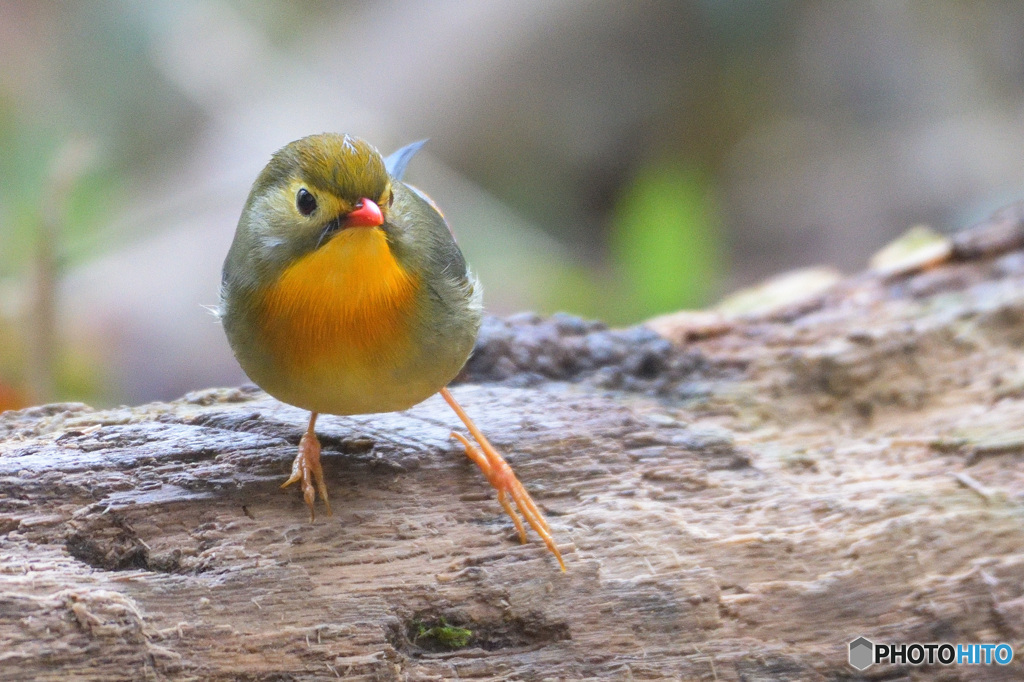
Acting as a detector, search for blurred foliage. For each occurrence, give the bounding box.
[532,164,723,327]
[0,137,116,276]
[610,164,722,322]
[1,1,1023,408]
[0,125,114,407]
[0,317,24,411]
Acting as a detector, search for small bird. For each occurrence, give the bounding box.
[219,133,564,570]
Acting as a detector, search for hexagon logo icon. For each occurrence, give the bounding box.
[849,637,874,670]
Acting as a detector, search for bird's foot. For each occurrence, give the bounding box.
[450,432,565,571]
[281,423,332,521]
[441,388,566,571]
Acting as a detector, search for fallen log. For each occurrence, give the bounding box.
[3,204,1024,680]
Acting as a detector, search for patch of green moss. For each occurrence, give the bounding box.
[413,617,473,650]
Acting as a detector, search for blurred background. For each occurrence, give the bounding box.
[2,0,1024,409]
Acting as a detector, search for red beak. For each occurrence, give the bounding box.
[343,198,384,228]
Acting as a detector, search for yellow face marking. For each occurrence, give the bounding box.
[258,227,419,373]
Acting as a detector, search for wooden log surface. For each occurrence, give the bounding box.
[4,205,1024,680]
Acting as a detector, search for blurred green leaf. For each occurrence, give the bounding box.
[609,163,722,323]
[0,125,56,277]
[61,165,117,263]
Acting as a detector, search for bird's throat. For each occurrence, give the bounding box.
[258,227,419,370]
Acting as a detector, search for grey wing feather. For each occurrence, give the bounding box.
[385,140,429,181]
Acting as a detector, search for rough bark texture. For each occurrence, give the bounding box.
[5,204,1024,680]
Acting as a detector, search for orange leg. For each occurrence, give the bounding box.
[440,387,566,571]
[281,412,332,521]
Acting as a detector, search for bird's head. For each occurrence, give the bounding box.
[237,133,397,270]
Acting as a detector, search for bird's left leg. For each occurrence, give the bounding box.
[281,411,332,521]
[440,387,565,571]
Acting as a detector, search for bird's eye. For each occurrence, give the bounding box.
[296,188,317,216]
[387,190,395,207]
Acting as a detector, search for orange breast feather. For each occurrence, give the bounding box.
[258,228,419,373]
